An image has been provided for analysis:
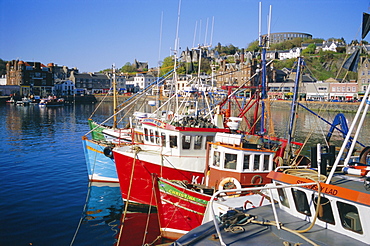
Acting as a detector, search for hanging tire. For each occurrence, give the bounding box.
[103,146,114,159]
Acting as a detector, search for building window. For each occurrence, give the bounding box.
[352,86,356,92]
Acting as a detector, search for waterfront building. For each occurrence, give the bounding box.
[54,80,75,96]
[69,71,111,94]
[125,73,155,90]
[328,80,358,101]
[6,60,54,97]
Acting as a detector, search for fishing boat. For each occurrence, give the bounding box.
[82,65,172,182]
[172,83,370,244]
[172,10,370,246]
[153,129,304,239]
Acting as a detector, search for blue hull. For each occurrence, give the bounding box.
[82,138,119,182]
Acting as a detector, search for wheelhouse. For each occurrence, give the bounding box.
[269,169,370,244]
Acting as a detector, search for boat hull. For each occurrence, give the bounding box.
[155,178,211,240]
[82,138,119,182]
[113,146,206,207]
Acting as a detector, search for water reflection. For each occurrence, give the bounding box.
[73,182,166,246]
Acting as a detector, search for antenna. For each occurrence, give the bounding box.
[199,19,202,45]
[193,21,198,48]
[267,5,272,48]
[210,16,214,47]
[174,0,181,54]
[259,2,262,46]
[204,17,209,46]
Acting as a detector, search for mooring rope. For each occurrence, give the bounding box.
[116,147,141,243]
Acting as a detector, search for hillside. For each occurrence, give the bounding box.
[273,52,358,81]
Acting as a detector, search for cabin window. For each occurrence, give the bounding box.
[205,136,214,148]
[155,131,159,144]
[337,201,362,233]
[213,151,220,167]
[243,155,250,170]
[134,132,143,143]
[182,135,191,149]
[170,135,178,148]
[313,196,334,225]
[263,155,270,171]
[277,187,290,208]
[161,132,166,147]
[254,155,261,170]
[194,136,202,150]
[292,189,311,216]
[224,153,237,170]
[144,128,149,141]
[150,129,155,143]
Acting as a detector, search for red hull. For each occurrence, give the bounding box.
[113,150,205,206]
[154,178,211,240]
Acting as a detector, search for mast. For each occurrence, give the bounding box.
[258,3,271,135]
[173,0,181,115]
[112,64,117,129]
[285,56,304,160]
[157,11,164,108]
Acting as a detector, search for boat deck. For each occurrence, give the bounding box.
[174,205,368,245]
[331,173,370,194]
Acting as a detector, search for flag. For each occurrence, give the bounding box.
[362,12,370,39]
[343,47,360,72]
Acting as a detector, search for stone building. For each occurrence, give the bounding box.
[69,71,111,94]
[357,57,370,95]
[6,60,54,97]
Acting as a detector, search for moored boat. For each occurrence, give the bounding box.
[153,130,303,239]
[39,97,65,107]
[172,10,370,245]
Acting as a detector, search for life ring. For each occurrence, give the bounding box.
[218,177,241,197]
[103,146,114,159]
[251,175,263,185]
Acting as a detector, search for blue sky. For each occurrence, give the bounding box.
[0,0,369,72]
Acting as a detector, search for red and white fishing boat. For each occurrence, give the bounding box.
[113,112,232,206]
[153,131,303,239]
[173,10,370,245]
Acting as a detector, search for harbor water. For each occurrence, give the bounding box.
[1,101,369,245]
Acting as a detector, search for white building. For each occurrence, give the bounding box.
[279,47,301,60]
[129,74,155,89]
[54,80,75,96]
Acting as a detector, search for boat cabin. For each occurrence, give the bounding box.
[268,168,370,244]
[207,132,276,188]
[135,117,229,157]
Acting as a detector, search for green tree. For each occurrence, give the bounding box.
[120,62,136,74]
[160,56,175,76]
[246,40,260,52]
[302,43,316,55]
